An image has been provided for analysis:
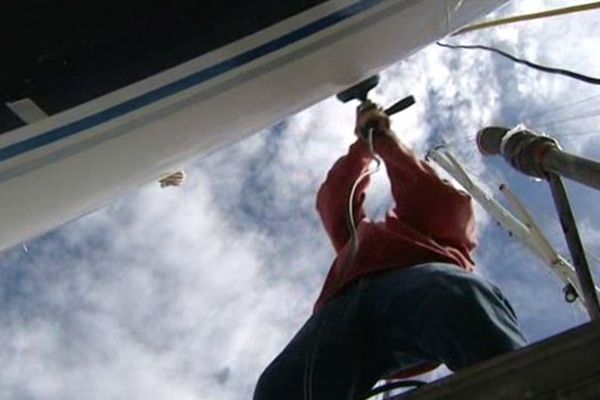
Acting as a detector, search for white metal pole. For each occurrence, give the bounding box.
[427,147,600,310]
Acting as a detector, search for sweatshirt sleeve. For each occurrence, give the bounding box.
[374,134,477,253]
[316,140,373,253]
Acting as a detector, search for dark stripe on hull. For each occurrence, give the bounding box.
[1,0,327,134]
[0,0,389,164]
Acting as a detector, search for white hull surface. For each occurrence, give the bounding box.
[0,0,507,252]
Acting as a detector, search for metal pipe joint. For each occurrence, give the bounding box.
[476,126,559,179]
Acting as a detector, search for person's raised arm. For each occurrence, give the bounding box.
[366,111,476,253]
[316,140,372,252]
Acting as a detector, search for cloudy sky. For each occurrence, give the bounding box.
[1,1,600,398]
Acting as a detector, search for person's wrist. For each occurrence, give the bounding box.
[373,130,398,153]
[351,138,374,159]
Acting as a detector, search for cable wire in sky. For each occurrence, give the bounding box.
[522,93,600,122]
[437,42,600,86]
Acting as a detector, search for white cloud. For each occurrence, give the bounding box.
[0,176,315,398]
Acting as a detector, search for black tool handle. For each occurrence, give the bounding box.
[384,95,415,116]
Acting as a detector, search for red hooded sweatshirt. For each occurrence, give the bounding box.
[314,135,476,313]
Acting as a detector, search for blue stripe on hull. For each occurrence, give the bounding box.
[0,0,383,163]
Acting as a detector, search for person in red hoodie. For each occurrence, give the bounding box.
[254,103,526,400]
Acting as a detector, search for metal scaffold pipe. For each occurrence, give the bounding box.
[476,125,600,320]
[476,126,600,191]
[547,173,600,321]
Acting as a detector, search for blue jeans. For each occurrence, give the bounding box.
[253,263,527,400]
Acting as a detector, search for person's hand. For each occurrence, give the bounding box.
[355,100,391,141]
